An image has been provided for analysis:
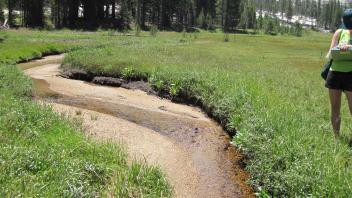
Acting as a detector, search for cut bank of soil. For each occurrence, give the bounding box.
[20,55,255,198]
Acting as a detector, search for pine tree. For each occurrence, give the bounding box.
[119,0,132,30]
[23,0,44,27]
[197,8,206,28]
[318,0,323,27]
[0,0,4,23]
[294,0,301,15]
[68,0,79,28]
[238,0,248,29]
[332,0,342,30]
[7,0,13,25]
[281,0,286,17]
[287,0,293,21]
[258,1,263,29]
[293,21,303,36]
[223,0,241,32]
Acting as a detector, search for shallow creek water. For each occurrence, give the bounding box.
[18,55,254,198]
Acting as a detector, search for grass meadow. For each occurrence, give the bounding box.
[1,28,352,197]
[0,29,172,197]
[62,30,352,197]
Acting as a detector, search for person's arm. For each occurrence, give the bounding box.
[326,29,343,59]
[331,29,342,49]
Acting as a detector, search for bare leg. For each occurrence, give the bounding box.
[345,91,352,116]
[329,89,342,138]
[345,91,352,146]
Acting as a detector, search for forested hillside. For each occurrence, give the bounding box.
[0,0,350,32]
[254,0,350,31]
[0,0,240,31]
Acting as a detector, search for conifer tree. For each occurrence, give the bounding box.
[23,0,44,27]
[287,0,293,21]
[0,0,4,23]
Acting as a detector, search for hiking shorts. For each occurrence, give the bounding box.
[325,71,352,91]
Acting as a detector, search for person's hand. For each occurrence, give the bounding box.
[339,44,352,51]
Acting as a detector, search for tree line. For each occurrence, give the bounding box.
[0,0,243,32]
[0,0,349,33]
[253,0,348,31]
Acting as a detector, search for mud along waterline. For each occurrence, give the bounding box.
[18,55,254,198]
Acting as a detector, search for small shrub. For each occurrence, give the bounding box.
[0,36,4,43]
[193,32,198,39]
[0,32,8,43]
[121,67,136,79]
[135,24,141,37]
[120,27,129,36]
[182,30,187,38]
[169,81,181,97]
[150,25,158,37]
[75,110,82,116]
[108,30,117,37]
[154,79,164,90]
[186,27,201,33]
[224,33,230,42]
[292,21,303,37]
[263,15,278,36]
[171,22,184,32]
[90,114,98,121]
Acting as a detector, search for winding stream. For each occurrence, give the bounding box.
[18,55,254,198]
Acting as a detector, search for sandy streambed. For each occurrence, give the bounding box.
[19,55,254,198]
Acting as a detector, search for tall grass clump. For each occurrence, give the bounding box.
[63,31,352,196]
[224,33,229,42]
[150,25,158,37]
[135,24,142,37]
[0,83,172,196]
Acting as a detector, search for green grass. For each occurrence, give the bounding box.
[62,30,352,197]
[0,29,172,197]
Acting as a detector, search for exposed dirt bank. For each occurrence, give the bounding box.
[20,55,254,198]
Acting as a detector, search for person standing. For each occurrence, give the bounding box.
[325,9,352,138]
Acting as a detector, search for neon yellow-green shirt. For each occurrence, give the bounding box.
[331,29,352,72]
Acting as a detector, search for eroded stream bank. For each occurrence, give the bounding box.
[18,55,254,198]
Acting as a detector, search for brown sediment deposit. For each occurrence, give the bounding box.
[20,55,255,198]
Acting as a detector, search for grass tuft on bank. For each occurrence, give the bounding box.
[62,31,352,197]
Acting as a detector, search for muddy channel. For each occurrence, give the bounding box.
[18,55,254,198]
